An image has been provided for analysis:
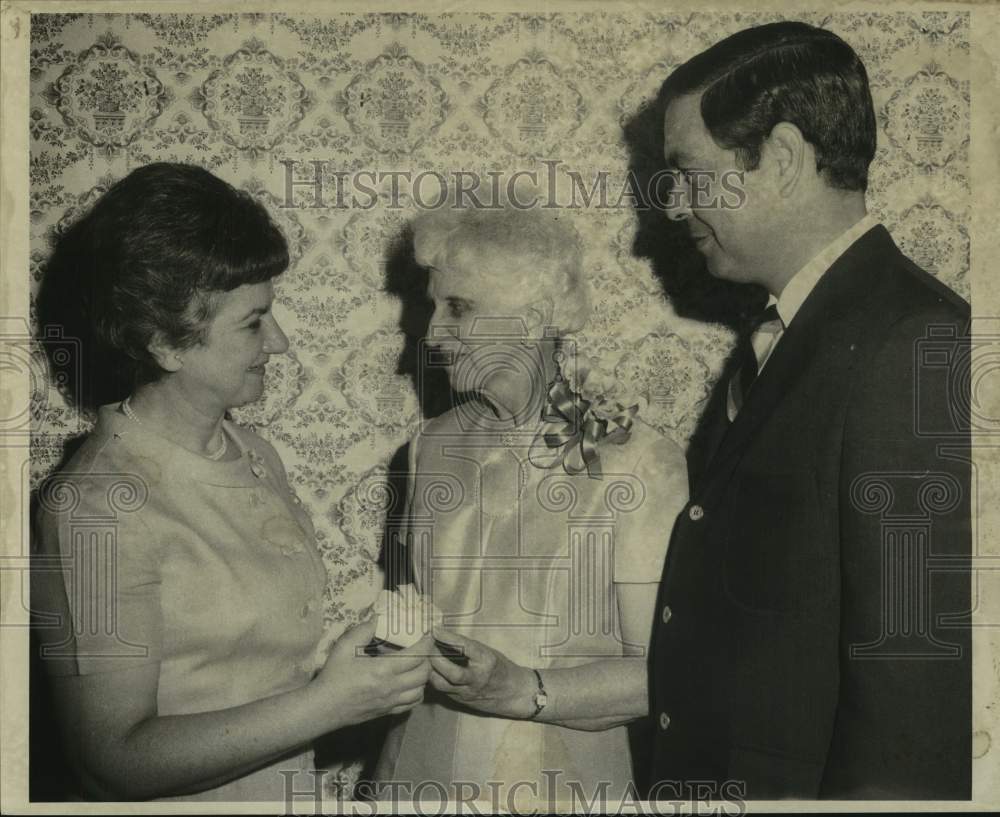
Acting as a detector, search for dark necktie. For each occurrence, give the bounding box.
[728,304,784,420]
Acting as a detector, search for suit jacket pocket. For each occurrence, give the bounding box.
[722,468,836,614]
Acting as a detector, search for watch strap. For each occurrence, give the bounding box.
[530,668,547,719]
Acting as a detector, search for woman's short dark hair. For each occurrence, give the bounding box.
[663,21,877,191]
[40,163,288,404]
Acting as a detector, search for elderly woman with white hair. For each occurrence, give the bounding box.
[375,205,688,805]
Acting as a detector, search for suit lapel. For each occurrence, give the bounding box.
[698,225,899,481]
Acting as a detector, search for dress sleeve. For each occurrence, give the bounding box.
[34,475,163,676]
[612,433,689,584]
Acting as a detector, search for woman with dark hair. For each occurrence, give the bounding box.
[33,163,431,802]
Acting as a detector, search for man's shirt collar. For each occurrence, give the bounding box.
[768,213,881,325]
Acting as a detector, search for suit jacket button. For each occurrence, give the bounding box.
[659,712,671,730]
[661,605,672,624]
[688,504,704,521]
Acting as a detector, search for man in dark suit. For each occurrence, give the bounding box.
[648,21,971,799]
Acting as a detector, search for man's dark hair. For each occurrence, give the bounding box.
[663,21,877,191]
[39,162,289,406]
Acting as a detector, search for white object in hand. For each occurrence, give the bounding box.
[373,584,443,648]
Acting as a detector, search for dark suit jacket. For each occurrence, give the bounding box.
[647,226,972,800]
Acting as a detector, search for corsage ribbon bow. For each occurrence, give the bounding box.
[528,374,640,480]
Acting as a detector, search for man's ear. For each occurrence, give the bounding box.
[147,333,184,373]
[765,122,808,196]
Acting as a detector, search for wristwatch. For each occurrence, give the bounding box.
[530,669,548,719]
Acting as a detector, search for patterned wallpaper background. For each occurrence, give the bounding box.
[28,9,970,783]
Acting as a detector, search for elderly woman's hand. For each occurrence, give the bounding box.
[428,628,537,720]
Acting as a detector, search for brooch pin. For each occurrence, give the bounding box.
[247,449,268,480]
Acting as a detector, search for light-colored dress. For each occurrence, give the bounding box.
[35,404,328,802]
[375,407,687,806]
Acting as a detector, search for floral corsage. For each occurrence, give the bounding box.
[528,357,644,479]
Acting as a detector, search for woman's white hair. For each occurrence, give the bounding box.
[411,203,591,335]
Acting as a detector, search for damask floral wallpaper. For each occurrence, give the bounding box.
[28,9,970,785]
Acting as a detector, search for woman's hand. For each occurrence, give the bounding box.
[428,628,536,719]
[311,618,433,730]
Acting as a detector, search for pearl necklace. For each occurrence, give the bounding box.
[120,396,229,461]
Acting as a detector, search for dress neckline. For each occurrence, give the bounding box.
[95,403,263,487]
